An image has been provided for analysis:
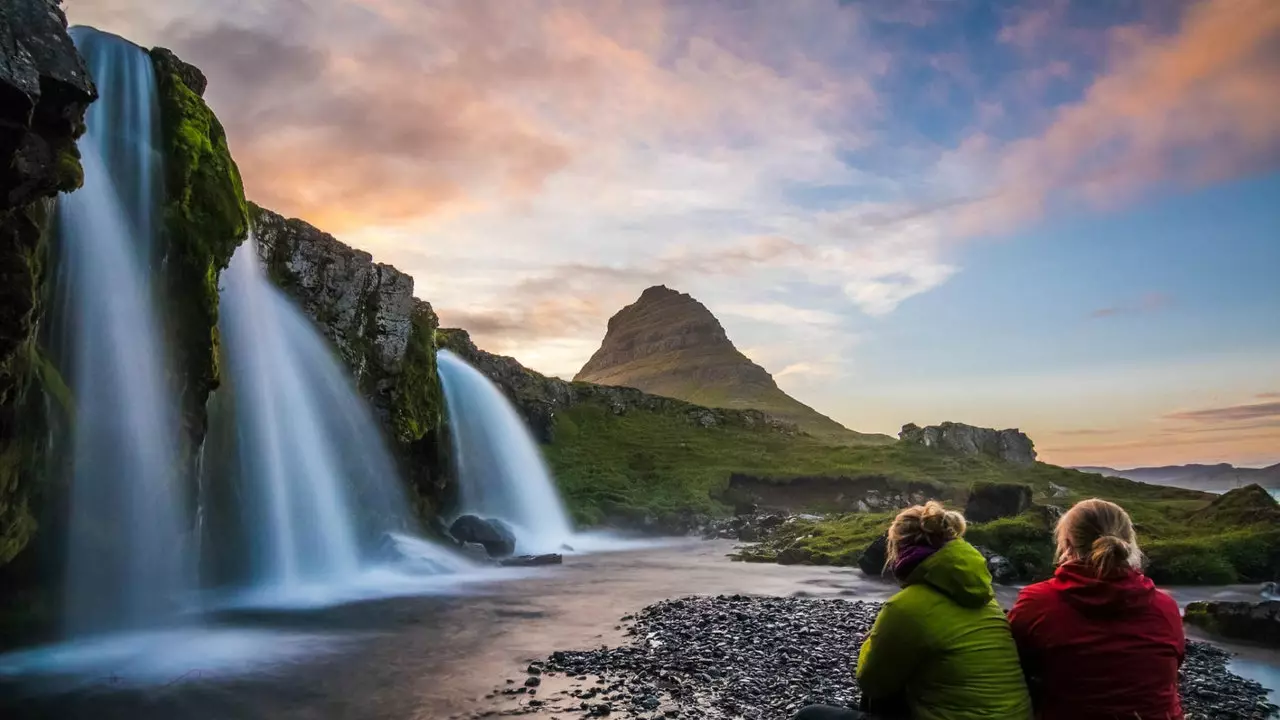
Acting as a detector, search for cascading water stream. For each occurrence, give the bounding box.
[436,349,574,554]
[217,239,466,603]
[56,27,189,637]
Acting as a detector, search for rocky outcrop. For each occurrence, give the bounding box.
[574,286,888,444]
[149,43,249,482]
[250,205,447,517]
[1184,600,1280,648]
[252,206,413,419]
[723,473,948,514]
[438,328,801,443]
[964,482,1033,523]
[899,422,1037,466]
[0,0,94,567]
[0,0,95,207]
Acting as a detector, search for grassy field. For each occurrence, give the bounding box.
[542,397,1280,585]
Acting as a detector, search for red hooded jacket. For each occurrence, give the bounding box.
[1008,563,1185,720]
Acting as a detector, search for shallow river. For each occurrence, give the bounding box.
[1,540,1275,719]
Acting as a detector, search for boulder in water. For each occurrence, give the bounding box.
[450,515,517,557]
[1184,600,1280,648]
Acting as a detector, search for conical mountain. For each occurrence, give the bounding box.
[575,286,889,444]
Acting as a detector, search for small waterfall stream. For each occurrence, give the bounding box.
[56,27,190,637]
[436,349,574,554]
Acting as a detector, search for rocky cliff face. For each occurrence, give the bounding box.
[899,422,1037,466]
[0,0,94,566]
[250,205,447,515]
[439,327,800,444]
[149,42,249,481]
[575,285,887,444]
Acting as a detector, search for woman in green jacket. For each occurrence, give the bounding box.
[795,502,1032,720]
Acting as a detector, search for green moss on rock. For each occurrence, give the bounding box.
[149,47,249,459]
[391,302,444,444]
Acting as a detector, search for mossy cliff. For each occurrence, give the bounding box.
[0,0,95,567]
[148,44,248,474]
[250,205,448,517]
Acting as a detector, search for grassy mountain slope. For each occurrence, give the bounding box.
[574,286,890,445]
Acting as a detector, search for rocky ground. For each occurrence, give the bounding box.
[471,595,1278,720]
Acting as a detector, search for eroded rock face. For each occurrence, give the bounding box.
[0,0,94,569]
[248,205,447,518]
[900,422,1037,466]
[252,205,414,420]
[0,0,96,207]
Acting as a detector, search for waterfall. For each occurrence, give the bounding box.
[56,27,190,637]
[217,239,462,602]
[436,349,573,554]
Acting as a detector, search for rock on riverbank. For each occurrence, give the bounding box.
[497,595,1277,720]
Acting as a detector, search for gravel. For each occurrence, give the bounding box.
[506,595,1279,720]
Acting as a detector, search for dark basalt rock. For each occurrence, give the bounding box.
[1184,600,1280,648]
[522,595,1277,720]
[0,0,96,207]
[964,482,1034,523]
[0,0,93,578]
[858,534,889,577]
[449,515,516,558]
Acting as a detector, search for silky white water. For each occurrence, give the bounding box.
[436,349,574,554]
[57,27,189,637]
[218,240,469,604]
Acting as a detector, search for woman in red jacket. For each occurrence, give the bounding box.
[1008,498,1185,720]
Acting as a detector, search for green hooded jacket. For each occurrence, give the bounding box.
[856,539,1033,720]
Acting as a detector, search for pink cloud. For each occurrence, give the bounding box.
[951,0,1280,238]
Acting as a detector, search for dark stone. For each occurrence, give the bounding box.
[148,47,206,97]
[499,553,563,568]
[524,676,541,687]
[857,534,888,577]
[1184,601,1280,648]
[0,0,96,208]
[449,515,517,558]
[964,482,1033,523]
[534,595,1276,720]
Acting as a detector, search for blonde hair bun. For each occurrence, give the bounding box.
[1055,499,1143,576]
[885,501,967,569]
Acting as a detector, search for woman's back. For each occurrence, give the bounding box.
[857,539,1032,720]
[1009,564,1184,719]
[1008,498,1185,720]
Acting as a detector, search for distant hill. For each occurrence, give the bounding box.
[574,286,891,444]
[1076,462,1280,493]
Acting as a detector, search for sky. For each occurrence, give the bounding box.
[69,0,1280,469]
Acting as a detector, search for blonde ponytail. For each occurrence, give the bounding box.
[1056,499,1143,576]
[886,501,966,568]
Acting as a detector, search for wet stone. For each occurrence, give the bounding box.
[524,594,1277,720]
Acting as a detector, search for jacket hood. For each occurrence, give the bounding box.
[1052,562,1155,616]
[905,539,994,608]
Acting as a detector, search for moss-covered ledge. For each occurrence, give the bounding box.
[148,45,249,466]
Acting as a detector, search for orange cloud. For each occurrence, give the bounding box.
[953,0,1280,237]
